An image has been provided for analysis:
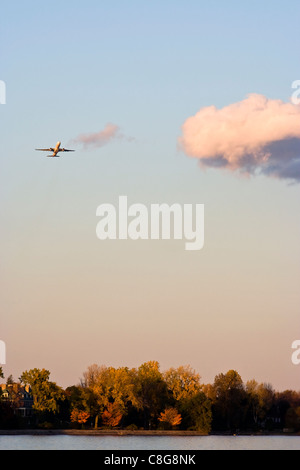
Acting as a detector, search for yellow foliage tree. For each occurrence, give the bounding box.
[164,365,202,401]
[81,364,140,428]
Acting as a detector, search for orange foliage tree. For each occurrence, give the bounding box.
[70,408,90,426]
[102,402,123,428]
[158,407,182,429]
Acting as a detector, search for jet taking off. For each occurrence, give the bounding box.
[35,141,75,157]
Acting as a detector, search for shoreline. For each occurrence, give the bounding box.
[0,429,299,437]
[0,429,207,436]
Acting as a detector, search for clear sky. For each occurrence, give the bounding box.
[1,0,299,391]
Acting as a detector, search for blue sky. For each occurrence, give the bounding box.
[1,1,300,390]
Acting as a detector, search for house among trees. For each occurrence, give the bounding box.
[0,383,33,423]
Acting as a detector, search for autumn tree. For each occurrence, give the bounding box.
[70,408,90,427]
[80,364,106,427]
[81,363,104,389]
[158,407,182,429]
[108,367,141,412]
[102,402,123,428]
[164,365,202,401]
[164,365,211,432]
[81,364,141,428]
[135,361,169,429]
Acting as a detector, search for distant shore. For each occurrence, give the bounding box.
[0,429,206,436]
[0,429,299,436]
[0,429,208,436]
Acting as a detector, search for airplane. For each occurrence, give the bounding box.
[35,141,75,157]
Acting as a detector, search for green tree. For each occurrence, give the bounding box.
[285,407,300,431]
[276,390,300,428]
[180,392,212,433]
[245,380,275,427]
[212,370,246,431]
[20,368,65,415]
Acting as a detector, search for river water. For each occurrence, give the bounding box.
[0,435,300,450]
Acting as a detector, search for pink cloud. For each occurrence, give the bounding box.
[179,94,300,181]
[72,123,133,149]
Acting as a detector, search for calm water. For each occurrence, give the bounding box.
[0,435,300,450]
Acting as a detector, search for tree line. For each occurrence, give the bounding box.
[1,361,300,433]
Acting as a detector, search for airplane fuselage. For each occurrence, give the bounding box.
[53,141,61,156]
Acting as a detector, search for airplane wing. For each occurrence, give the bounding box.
[60,148,75,152]
[35,148,54,152]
